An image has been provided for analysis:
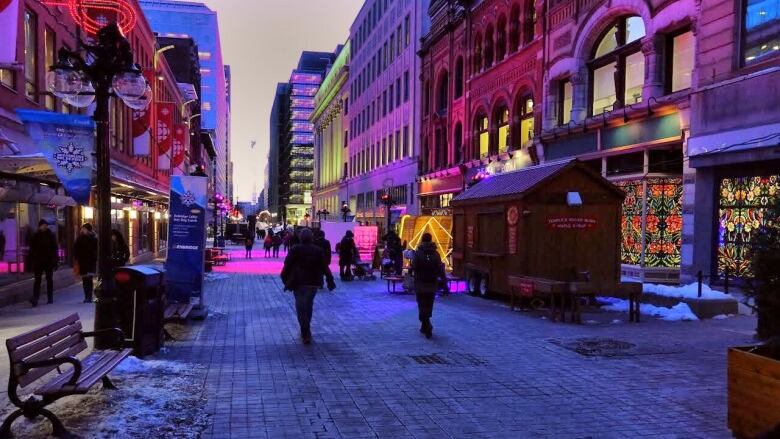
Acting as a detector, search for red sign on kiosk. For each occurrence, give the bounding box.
[546,217,597,230]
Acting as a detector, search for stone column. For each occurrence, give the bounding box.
[641,36,665,101]
[570,68,588,123]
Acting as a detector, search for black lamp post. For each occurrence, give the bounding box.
[47,24,150,349]
[380,192,393,235]
[341,201,350,222]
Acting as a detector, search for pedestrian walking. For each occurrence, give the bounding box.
[29,219,58,306]
[410,233,447,339]
[337,230,357,281]
[313,229,332,268]
[272,233,282,257]
[73,223,98,303]
[280,228,336,344]
[263,232,273,258]
[109,229,130,269]
[244,235,254,259]
[383,231,404,276]
[282,232,291,253]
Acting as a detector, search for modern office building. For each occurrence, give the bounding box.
[312,41,350,220]
[276,52,337,224]
[267,83,289,220]
[139,0,229,196]
[225,64,233,202]
[345,0,430,232]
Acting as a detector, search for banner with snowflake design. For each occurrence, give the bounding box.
[17,109,95,204]
[165,175,207,303]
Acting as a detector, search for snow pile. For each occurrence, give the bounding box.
[642,282,732,300]
[9,356,209,438]
[205,272,230,282]
[599,297,699,321]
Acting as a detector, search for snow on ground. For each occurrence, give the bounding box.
[599,297,699,321]
[8,356,209,439]
[621,277,733,300]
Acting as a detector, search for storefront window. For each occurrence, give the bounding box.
[718,175,780,277]
[618,180,643,265]
[743,0,780,64]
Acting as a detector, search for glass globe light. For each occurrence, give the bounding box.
[63,80,95,108]
[112,70,148,101]
[46,68,85,98]
[123,84,151,110]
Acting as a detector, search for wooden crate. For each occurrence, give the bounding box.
[728,346,780,438]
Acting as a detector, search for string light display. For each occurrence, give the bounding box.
[44,0,137,35]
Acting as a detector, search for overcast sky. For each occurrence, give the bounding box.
[199,0,364,201]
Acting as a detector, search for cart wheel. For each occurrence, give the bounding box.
[467,273,481,296]
[478,276,490,298]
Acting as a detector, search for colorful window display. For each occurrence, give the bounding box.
[718,175,780,278]
[616,177,683,268]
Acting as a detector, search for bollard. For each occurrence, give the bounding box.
[724,267,730,295]
[697,270,703,298]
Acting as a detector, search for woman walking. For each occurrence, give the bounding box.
[74,223,98,303]
[110,229,130,269]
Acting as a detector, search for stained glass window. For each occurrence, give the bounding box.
[617,178,683,268]
[645,177,683,267]
[718,175,780,278]
[617,180,643,265]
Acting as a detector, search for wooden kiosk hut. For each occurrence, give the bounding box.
[451,160,641,322]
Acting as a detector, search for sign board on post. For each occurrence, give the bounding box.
[165,176,207,309]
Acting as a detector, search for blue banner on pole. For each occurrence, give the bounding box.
[165,175,207,303]
[17,109,95,204]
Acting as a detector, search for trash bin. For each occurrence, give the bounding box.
[114,265,165,357]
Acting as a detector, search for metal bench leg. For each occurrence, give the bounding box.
[102,375,117,390]
[39,408,72,438]
[0,409,24,439]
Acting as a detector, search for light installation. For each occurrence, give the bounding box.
[44,0,137,36]
[718,175,780,278]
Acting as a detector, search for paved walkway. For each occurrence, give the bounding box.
[0,249,757,438]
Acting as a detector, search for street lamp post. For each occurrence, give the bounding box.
[47,24,150,349]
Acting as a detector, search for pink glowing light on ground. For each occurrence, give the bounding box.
[212,247,341,275]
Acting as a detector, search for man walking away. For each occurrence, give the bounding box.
[272,232,282,257]
[29,219,58,306]
[263,232,273,258]
[411,233,446,338]
[338,230,357,281]
[74,223,98,303]
[281,228,336,344]
[313,229,332,268]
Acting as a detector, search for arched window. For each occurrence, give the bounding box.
[496,15,507,61]
[436,71,449,113]
[509,5,520,53]
[475,114,489,159]
[454,57,464,98]
[493,104,510,154]
[484,25,495,69]
[473,34,483,73]
[453,122,463,164]
[522,0,536,45]
[590,15,646,115]
[513,95,534,148]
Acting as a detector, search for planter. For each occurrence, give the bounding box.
[728,346,780,438]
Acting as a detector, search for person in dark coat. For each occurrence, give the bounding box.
[74,223,98,303]
[110,229,130,269]
[29,219,58,306]
[337,230,357,280]
[280,228,336,344]
[384,231,404,275]
[244,235,254,259]
[410,233,447,338]
[313,229,332,267]
[272,233,282,257]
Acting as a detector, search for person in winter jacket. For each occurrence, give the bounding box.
[410,233,446,338]
[110,229,130,269]
[280,228,336,344]
[338,230,357,280]
[244,236,254,259]
[263,232,273,257]
[74,223,98,303]
[29,219,58,306]
[313,229,332,267]
[272,233,282,257]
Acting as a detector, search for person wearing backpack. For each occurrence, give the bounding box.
[411,233,446,338]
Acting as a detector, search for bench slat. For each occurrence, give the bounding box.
[18,341,88,388]
[36,349,131,396]
[13,331,84,367]
[9,321,83,363]
[6,314,80,351]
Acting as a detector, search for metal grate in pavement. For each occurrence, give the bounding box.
[410,354,449,365]
[550,337,685,358]
[394,352,488,367]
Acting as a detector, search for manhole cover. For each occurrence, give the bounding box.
[554,337,636,357]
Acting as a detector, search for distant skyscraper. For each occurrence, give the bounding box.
[225,64,233,201]
[139,0,229,195]
[268,82,289,220]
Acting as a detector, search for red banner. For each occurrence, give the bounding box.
[171,124,187,167]
[131,69,154,139]
[156,102,174,156]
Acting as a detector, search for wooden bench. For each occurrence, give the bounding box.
[164,302,194,322]
[1,313,131,438]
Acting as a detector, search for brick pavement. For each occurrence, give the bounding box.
[166,254,755,439]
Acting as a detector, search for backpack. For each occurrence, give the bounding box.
[415,248,441,283]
